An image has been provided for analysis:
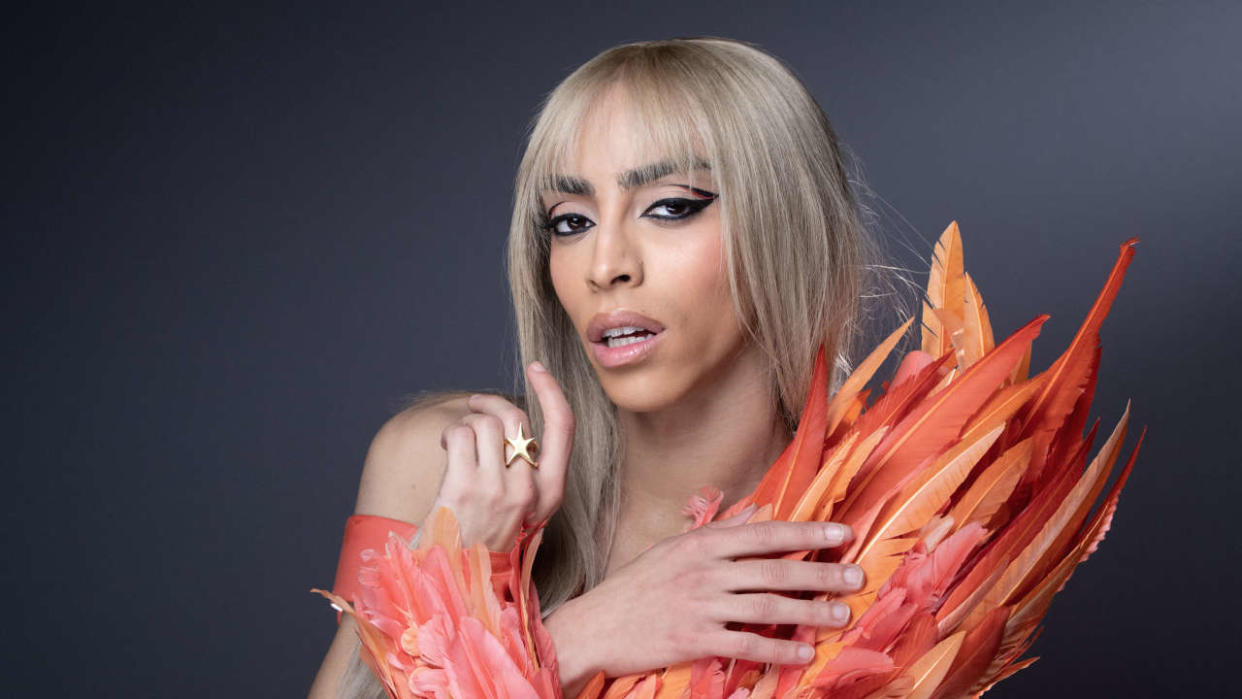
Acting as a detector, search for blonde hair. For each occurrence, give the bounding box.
[510,36,885,615]
[340,36,899,697]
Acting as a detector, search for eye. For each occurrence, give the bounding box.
[541,213,595,237]
[642,195,716,221]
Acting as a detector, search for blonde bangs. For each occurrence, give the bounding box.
[519,63,716,233]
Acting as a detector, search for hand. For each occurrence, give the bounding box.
[544,509,864,688]
[428,361,574,551]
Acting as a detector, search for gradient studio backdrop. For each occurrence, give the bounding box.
[4,2,1239,696]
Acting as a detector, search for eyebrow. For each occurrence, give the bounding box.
[547,157,712,197]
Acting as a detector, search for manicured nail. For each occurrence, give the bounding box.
[797,644,814,661]
[530,361,547,373]
[844,565,864,589]
[823,524,847,545]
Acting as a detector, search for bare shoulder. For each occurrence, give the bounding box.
[353,392,475,524]
[312,393,476,698]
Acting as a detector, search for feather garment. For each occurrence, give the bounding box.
[317,222,1143,698]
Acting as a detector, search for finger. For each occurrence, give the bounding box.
[713,593,851,628]
[722,559,865,594]
[467,394,541,492]
[526,361,574,522]
[705,520,853,559]
[464,394,541,531]
[439,423,479,495]
[459,413,506,492]
[460,410,539,524]
[708,629,815,666]
[466,393,532,446]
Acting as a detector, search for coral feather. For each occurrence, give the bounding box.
[864,423,1004,551]
[840,315,1047,549]
[901,630,965,699]
[751,345,831,519]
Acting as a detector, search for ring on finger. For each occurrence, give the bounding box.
[504,424,539,468]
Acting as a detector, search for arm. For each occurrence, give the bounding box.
[541,595,604,696]
[310,360,574,697]
[309,393,472,698]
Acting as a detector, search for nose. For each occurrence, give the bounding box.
[587,218,643,291]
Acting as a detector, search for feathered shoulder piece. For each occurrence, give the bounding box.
[316,222,1144,698]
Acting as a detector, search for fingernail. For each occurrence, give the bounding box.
[831,602,850,623]
[844,566,864,589]
[823,524,846,545]
[797,644,814,661]
[530,361,547,373]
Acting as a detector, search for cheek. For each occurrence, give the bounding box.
[672,234,739,346]
[688,235,731,308]
[547,249,574,311]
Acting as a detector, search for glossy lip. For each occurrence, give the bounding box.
[591,329,664,368]
[586,310,666,342]
[586,309,666,369]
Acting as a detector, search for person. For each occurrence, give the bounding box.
[310,36,926,698]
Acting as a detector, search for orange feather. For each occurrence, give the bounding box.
[841,315,1047,537]
[855,424,1004,562]
[928,606,1007,699]
[826,318,914,437]
[921,221,967,358]
[958,272,995,369]
[901,630,965,699]
[946,437,1032,533]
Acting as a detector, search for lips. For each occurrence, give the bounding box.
[586,310,666,343]
[590,330,663,368]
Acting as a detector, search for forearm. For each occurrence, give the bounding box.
[542,595,601,697]
[309,618,359,698]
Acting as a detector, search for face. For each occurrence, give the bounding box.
[542,87,757,413]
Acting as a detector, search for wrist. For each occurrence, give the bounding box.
[543,595,599,695]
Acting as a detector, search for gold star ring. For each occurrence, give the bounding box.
[504,424,539,468]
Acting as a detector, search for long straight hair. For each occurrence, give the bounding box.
[340,36,897,697]
[510,37,883,615]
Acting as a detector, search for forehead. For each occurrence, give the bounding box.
[538,83,710,191]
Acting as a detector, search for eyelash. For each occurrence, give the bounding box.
[539,195,718,237]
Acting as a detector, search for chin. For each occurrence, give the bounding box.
[595,368,684,414]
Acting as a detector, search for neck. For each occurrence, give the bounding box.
[615,345,792,544]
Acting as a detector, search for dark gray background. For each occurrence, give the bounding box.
[4,1,1239,696]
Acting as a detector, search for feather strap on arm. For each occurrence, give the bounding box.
[313,507,561,699]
